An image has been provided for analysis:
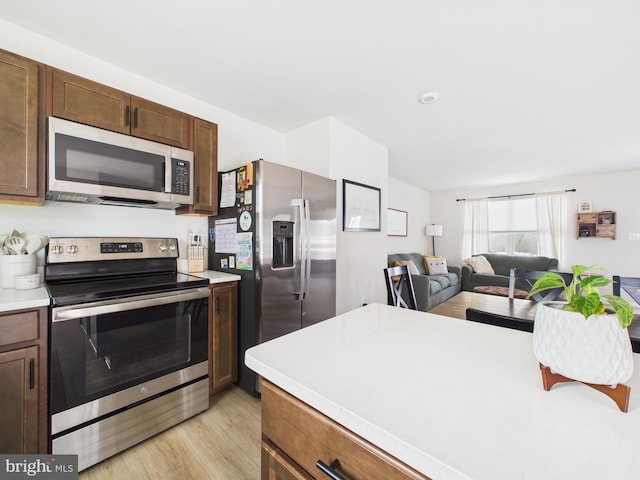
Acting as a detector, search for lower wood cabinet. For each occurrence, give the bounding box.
[209,281,238,395]
[0,307,48,453]
[261,381,429,480]
[262,439,313,480]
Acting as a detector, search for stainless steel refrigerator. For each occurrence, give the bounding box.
[208,160,336,395]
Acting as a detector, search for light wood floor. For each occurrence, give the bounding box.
[78,387,262,480]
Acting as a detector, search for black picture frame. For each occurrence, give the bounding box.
[342,179,381,232]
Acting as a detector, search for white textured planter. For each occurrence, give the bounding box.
[533,301,634,385]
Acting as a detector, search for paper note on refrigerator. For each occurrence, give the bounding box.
[214,218,238,253]
[220,171,236,208]
[236,232,253,270]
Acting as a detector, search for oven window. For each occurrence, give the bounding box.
[50,297,208,414]
[55,133,165,191]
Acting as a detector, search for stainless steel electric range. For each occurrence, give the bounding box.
[45,237,210,471]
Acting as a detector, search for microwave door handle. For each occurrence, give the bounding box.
[165,157,172,193]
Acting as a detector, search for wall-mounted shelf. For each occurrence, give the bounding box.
[577,211,616,239]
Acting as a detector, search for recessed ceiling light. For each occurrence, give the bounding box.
[419,92,438,104]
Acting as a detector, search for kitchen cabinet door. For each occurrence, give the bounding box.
[130,96,191,149]
[0,346,39,454]
[177,118,218,215]
[0,49,43,203]
[262,439,314,480]
[261,381,429,480]
[50,68,131,134]
[50,68,192,149]
[0,307,48,453]
[209,281,238,395]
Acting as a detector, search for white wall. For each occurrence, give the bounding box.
[286,117,390,314]
[329,119,389,313]
[387,178,431,255]
[285,118,332,178]
[430,169,640,278]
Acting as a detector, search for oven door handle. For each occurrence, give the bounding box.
[51,287,210,322]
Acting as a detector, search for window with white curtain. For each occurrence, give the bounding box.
[487,197,537,255]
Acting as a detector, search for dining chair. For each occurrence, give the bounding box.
[508,268,573,302]
[384,265,417,310]
[612,276,640,305]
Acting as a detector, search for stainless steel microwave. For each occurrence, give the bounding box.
[47,117,194,209]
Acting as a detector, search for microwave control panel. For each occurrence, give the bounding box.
[172,159,191,195]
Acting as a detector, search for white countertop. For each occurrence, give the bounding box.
[186,270,241,284]
[245,303,640,480]
[0,285,50,313]
[0,270,239,313]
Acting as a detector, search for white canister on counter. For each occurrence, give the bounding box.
[0,254,37,288]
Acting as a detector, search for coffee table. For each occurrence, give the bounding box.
[429,291,640,353]
[429,291,538,321]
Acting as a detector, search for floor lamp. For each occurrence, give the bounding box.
[426,224,443,256]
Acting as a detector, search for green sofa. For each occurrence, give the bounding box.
[387,253,461,311]
[461,253,559,292]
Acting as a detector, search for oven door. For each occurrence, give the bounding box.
[50,287,209,435]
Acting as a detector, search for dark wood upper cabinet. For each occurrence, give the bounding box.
[48,68,191,149]
[0,49,44,203]
[50,69,130,134]
[130,96,191,149]
[177,118,219,216]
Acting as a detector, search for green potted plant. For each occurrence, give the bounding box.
[528,265,634,386]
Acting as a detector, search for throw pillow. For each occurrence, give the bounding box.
[463,255,495,274]
[394,260,420,275]
[425,257,448,275]
[422,255,441,273]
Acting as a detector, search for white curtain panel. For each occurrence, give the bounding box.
[535,192,567,269]
[462,198,489,259]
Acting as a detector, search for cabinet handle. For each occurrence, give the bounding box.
[29,359,35,390]
[125,105,130,126]
[316,459,348,480]
[196,186,200,203]
[133,107,139,128]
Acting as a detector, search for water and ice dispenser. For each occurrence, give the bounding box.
[272,221,294,268]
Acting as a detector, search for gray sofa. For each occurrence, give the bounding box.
[461,253,559,292]
[387,253,461,311]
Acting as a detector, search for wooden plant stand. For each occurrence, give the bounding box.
[539,364,631,412]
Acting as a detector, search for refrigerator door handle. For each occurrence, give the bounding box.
[298,198,307,301]
[303,198,312,299]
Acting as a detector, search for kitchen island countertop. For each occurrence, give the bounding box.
[0,285,50,313]
[245,303,640,480]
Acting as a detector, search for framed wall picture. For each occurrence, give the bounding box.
[342,179,381,232]
[579,201,593,213]
[387,208,407,236]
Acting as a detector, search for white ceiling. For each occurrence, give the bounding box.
[2,0,640,192]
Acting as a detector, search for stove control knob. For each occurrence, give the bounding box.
[66,244,79,255]
[159,244,168,252]
[50,244,64,255]
[168,243,177,252]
